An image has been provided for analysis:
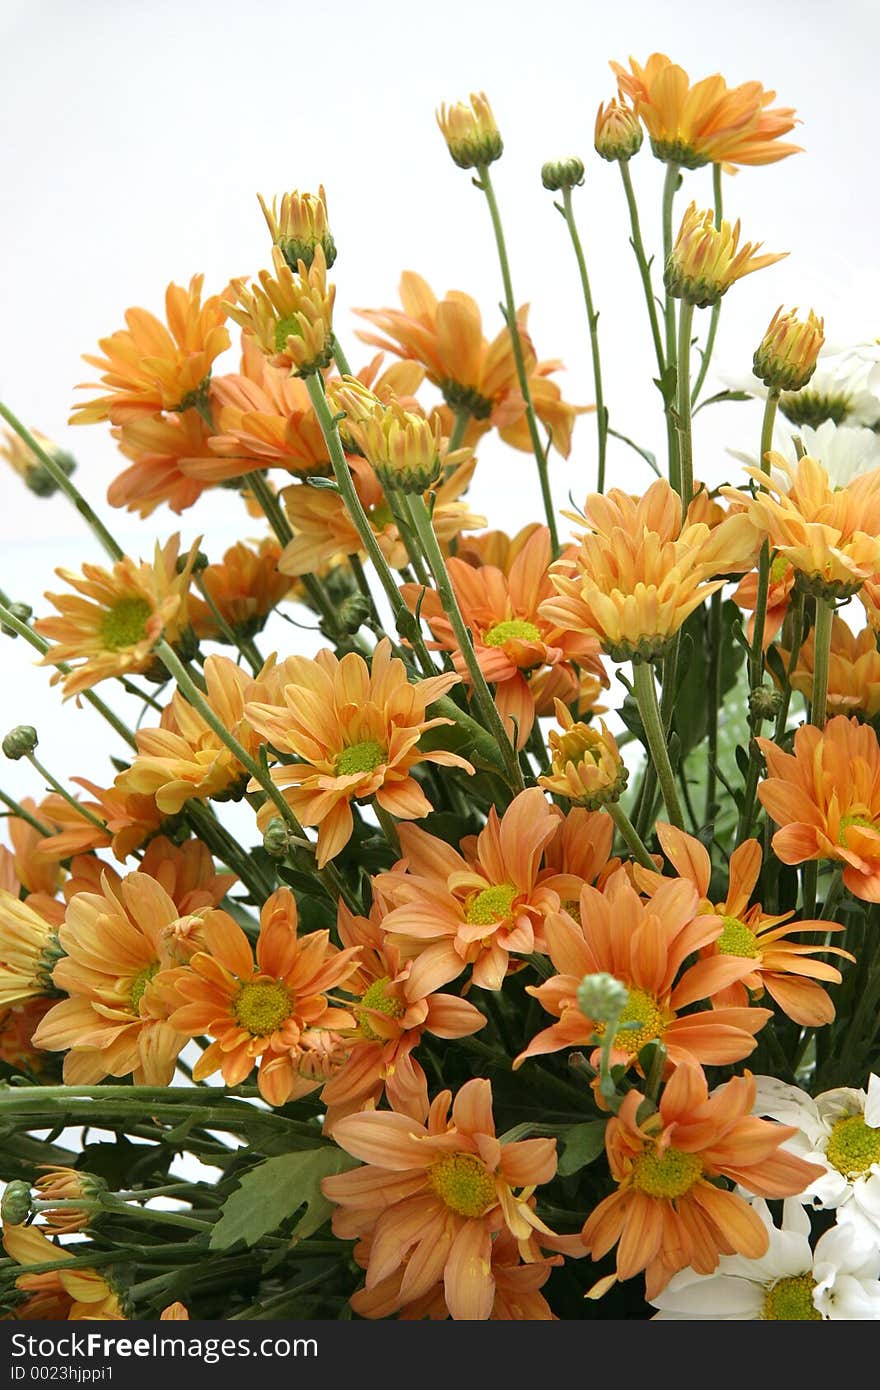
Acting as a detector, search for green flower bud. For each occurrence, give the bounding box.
[3,725,38,760]
[1,1181,32,1226]
[541,157,585,191]
[577,972,629,1024]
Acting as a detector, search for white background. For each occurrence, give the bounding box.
[1,0,879,808]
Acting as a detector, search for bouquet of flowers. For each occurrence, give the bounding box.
[2,51,880,1324]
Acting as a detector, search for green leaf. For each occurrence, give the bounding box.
[556,1120,607,1177]
[210,1147,358,1249]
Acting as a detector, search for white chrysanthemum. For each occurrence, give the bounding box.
[728,419,880,490]
[651,1199,880,1320]
[752,1075,880,1242]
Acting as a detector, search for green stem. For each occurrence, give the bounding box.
[407,493,524,793]
[560,185,607,492]
[676,298,695,512]
[447,408,471,454]
[809,596,834,728]
[194,574,261,674]
[24,752,107,832]
[661,162,682,492]
[618,161,666,374]
[0,402,123,561]
[773,589,805,742]
[477,165,560,556]
[705,591,722,824]
[331,334,352,376]
[690,163,724,404]
[246,470,342,640]
[632,660,685,828]
[608,800,656,869]
[0,786,52,835]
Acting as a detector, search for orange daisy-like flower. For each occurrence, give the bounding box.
[375,788,566,992]
[731,553,794,650]
[778,612,880,720]
[0,890,61,1012]
[279,453,484,578]
[540,478,755,663]
[320,896,486,1129]
[188,538,294,642]
[2,1224,125,1321]
[665,203,786,309]
[514,868,770,1073]
[638,824,851,1028]
[225,243,335,377]
[322,1077,576,1321]
[400,526,606,749]
[758,715,880,902]
[244,639,472,867]
[539,701,627,809]
[34,535,198,697]
[31,872,188,1084]
[108,408,219,518]
[725,452,880,601]
[71,275,233,426]
[356,272,585,458]
[581,1064,824,1297]
[35,777,165,863]
[2,796,63,896]
[168,888,360,1105]
[453,524,542,574]
[611,52,801,169]
[0,997,56,1076]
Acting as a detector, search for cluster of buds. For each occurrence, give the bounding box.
[594,100,643,162]
[664,203,787,308]
[225,242,335,377]
[753,306,825,393]
[258,186,336,272]
[0,428,76,498]
[539,701,628,809]
[436,91,503,169]
[329,378,444,493]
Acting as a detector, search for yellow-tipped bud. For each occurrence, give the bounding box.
[0,428,76,498]
[257,186,336,271]
[539,700,628,809]
[664,203,787,308]
[541,157,585,191]
[34,1166,107,1235]
[337,386,443,494]
[436,91,503,170]
[753,306,825,393]
[225,244,335,377]
[594,100,643,163]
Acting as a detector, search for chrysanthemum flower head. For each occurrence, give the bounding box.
[168,888,361,1105]
[778,612,880,720]
[32,1166,106,1236]
[582,1063,825,1297]
[244,638,473,867]
[665,203,786,308]
[71,275,233,426]
[2,1223,125,1320]
[225,244,335,377]
[1,426,76,498]
[539,700,627,808]
[188,538,293,641]
[436,92,503,169]
[754,306,825,393]
[0,890,62,1012]
[611,53,801,168]
[34,535,199,697]
[108,409,218,518]
[332,381,445,494]
[257,185,336,271]
[594,99,643,162]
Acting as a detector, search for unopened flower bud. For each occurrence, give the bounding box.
[341,393,443,495]
[34,1167,106,1235]
[436,92,502,170]
[258,186,336,272]
[577,972,629,1024]
[335,592,372,636]
[749,685,782,721]
[3,725,38,760]
[0,428,76,499]
[0,1180,32,1226]
[178,550,209,574]
[753,306,825,393]
[0,602,33,637]
[541,157,585,191]
[225,245,335,377]
[594,100,643,162]
[665,203,786,309]
[539,701,628,809]
[263,817,293,859]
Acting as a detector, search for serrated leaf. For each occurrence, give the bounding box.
[210,1147,357,1249]
[557,1120,607,1177]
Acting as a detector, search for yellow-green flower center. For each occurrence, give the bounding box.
[358,976,405,1042]
[129,962,160,1015]
[717,915,761,958]
[762,1274,821,1320]
[631,1146,703,1199]
[483,619,541,647]
[465,883,517,926]
[838,813,880,846]
[274,314,302,352]
[336,740,387,777]
[825,1114,880,1179]
[596,987,664,1054]
[101,597,152,652]
[233,980,293,1036]
[428,1152,497,1218]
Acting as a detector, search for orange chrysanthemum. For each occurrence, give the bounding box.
[581,1064,823,1297]
[188,538,294,641]
[225,243,335,377]
[375,788,568,992]
[2,797,63,896]
[322,1077,577,1321]
[611,53,801,168]
[758,715,880,901]
[71,275,233,426]
[401,526,606,749]
[0,997,56,1076]
[453,524,543,574]
[168,888,360,1105]
[279,453,484,577]
[2,1224,125,1321]
[731,553,795,650]
[514,868,770,1073]
[34,778,165,863]
[638,824,851,1028]
[356,272,586,458]
[540,479,756,663]
[778,612,880,720]
[244,639,472,867]
[34,535,198,697]
[725,452,880,600]
[0,890,60,1012]
[665,203,786,308]
[108,408,219,517]
[320,896,486,1129]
